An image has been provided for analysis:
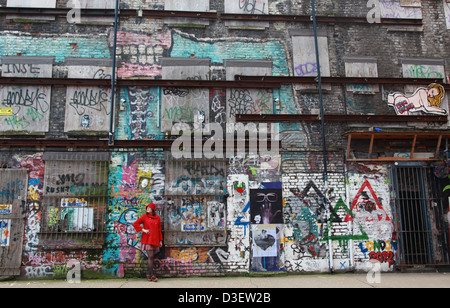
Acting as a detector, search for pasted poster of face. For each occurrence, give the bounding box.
[251,224,277,257]
[250,189,283,225]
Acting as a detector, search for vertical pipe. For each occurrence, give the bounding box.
[345,164,354,270]
[109,0,120,145]
[311,0,328,186]
[311,0,330,272]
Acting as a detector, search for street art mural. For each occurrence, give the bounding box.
[104,152,165,277]
[346,163,396,271]
[387,84,447,115]
[117,87,164,141]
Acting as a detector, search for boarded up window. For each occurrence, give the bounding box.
[0,56,53,133]
[399,58,448,115]
[400,58,446,94]
[164,0,210,26]
[344,56,379,93]
[67,0,115,24]
[444,0,450,30]
[400,58,445,79]
[381,0,422,19]
[225,59,273,123]
[160,58,211,133]
[7,0,56,8]
[40,152,110,249]
[164,154,227,246]
[224,0,269,29]
[6,0,56,20]
[291,31,330,78]
[65,58,112,134]
[78,0,115,9]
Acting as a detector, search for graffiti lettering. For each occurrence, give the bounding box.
[369,251,394,266]
[4,63,41,75]
[69,88,110,116]
[294,62,319,77]
[2,88,49,114]
[239,0,267,14]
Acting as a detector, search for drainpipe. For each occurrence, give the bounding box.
[311,0,332,273]
[109,0,120,145]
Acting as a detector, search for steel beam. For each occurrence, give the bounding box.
[0,138,280,150]
[4,76,447,89]
[235,75,448,87]
[235,114,449,123]
[0,77,280,89]
[0,8,423,26]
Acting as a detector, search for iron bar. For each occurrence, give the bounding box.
[0,138,281,150]
[0,7,423,26]
[0,77,280,89]
[2,76,448,89]
[236,114,448,123]
[235,75,448,88]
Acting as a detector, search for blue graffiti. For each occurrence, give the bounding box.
[234,201,250,235]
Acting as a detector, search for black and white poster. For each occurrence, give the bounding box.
[250,189,283,224]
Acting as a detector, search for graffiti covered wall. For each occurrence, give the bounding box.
[1,0,450,280]
[347,163,396,272]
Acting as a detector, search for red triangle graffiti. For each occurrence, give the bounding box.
[345,179,391,222]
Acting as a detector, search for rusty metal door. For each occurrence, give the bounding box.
[0,169,28,276]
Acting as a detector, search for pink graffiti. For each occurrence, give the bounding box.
[109,30,172,78]
[121,156,138,191]
[111,31,172,48]
[118,63,163,78]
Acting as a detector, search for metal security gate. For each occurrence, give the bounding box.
[0,169,28,276]
[40,152,110,249]
[391,164,449,267]
[164,153,227,247]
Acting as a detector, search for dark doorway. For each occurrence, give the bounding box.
[391,164,449,267]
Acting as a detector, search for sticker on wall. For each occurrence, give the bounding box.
[61,198,88,207]
[387,83,447,115]
[250,189,283,225]
[0,219,11,246]
[0,204,12,214]
[0,108,13,116]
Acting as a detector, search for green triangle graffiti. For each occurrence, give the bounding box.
[321,198,369,253]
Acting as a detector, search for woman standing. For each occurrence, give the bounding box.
[133,203,163,282]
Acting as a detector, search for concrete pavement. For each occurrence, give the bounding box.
[1,272,450,288]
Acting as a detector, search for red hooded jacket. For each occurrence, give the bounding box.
[133,205,163,246]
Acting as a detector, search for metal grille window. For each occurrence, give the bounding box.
[40,152,110,249]
[391,163,450,267]
[165,153,227,246]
